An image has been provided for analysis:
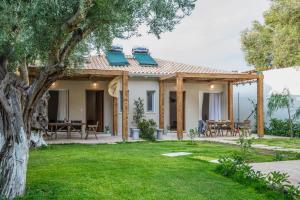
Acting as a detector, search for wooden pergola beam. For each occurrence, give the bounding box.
[112,97,118,135]
[227,82,234,128]
[28,67,125,77]
[176,76,183,140]
[122,72,129,140]
[159,81,165,129]
[257,74,264,137]
[177,72,259,80]
[159,74,176,81]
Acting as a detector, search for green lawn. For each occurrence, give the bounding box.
[20,141,300,200]
[253,138,300,149]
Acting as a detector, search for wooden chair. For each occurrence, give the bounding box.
[71,120,83,139]
[85,121,99,140]
[221,120,233,136]
[205,120,217,137]
[240,120,251,136]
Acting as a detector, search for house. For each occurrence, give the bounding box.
[234,67,300,126]
[29,47,264,140]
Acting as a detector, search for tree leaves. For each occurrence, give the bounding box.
[0,0,196,70]
[241,0,300,69]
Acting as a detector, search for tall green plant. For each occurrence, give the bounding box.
[268,88,300,137]
[248,98,257,132]
[133,98,145,126]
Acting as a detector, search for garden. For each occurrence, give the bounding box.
[20,141,300,200]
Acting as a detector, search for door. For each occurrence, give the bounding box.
[169,91,185,130]
[86,90,104,132]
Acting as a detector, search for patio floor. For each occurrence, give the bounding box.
[45,131,281,145]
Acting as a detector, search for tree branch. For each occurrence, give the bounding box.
[19,58,29,87]
[59,26,92,62]
[48,0,94,65]
[0,56,8,81]
[63,0,94,33]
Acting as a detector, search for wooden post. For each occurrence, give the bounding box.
[227,82,234,129]
[122,72,128,140]
[257,74,264,137]
[176,76,183,140]
[159,81,164,129]
[112,97,118,135]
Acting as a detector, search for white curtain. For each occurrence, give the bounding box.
[57,90,69,121]
[209,93,221,120]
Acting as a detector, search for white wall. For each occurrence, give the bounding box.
[234,67,300,127]
[118,78,160,134]
[164,82,228,132]
[49,80,113,130]
[51,78,228,135]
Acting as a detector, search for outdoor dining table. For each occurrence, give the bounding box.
[48,122,86,139]
[206,120,232,136]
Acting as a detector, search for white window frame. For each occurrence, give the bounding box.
[146,90,155,112]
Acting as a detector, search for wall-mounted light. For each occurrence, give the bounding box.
[210,84,215,89]
[92,82,97,87]
[51,82,56,87]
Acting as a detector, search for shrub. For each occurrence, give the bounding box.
[237,135,253,159]
[138,119,157,141]
[274,152,284,161]
[265,118,300,137]
[216,155,300,200]
[188,128,197,144]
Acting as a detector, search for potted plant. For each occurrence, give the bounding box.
[104,125,110,134]
[131,98,145,140]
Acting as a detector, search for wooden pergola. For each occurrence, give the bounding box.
[29,68,264,141]
[29,68,130,141]
[159,72,264,139]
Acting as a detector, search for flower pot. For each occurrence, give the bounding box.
[130,128,134,137]
[157,129,164,140]
[132,128,140,140]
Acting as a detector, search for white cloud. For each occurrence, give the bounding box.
[114,0,270,71]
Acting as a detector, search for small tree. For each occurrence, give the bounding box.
[133,98,145,126]
[268,88,300,138]
[188,128,197,144]
[248,98,257,132]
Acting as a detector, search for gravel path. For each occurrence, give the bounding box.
[251,160,300,186]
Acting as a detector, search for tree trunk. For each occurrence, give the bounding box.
[29,92,50,148]
[0,127,28,200]
[287,106,294,138]
[29,130,47,148]
[0,73,29,199]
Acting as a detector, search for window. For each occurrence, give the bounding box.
[147,91,155,112]
[119,90,129,112]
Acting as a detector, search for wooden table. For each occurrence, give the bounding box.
[48,122,86,139]
[206,120,232,137]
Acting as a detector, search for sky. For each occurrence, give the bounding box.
[114,0,270,72]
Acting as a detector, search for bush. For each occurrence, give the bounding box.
[216,155,300,200]
[138,119,157,141]
[265,118,300,137]
[188,128,197,144]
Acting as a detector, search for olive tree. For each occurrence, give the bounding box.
[0,0,196,199]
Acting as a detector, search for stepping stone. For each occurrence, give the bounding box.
[162,152,192,157]
[209,159,220,164]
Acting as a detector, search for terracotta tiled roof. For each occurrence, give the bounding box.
[84,55,234,76]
